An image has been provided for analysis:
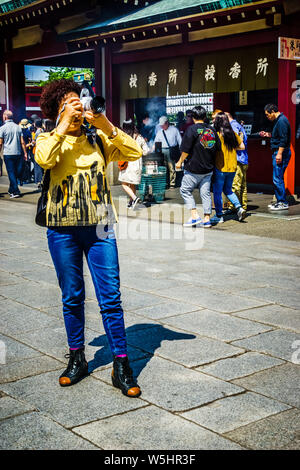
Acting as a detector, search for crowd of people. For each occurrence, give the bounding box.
[0,102,292,227]
[177,107,247,227]
[124,104,291,227]
[0,111,55,197]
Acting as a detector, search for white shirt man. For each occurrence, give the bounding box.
[154,116,182,188]
[154,116,182,148]
[0,110,27,198]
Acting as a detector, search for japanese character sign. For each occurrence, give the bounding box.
[148,72,158,86]
[168,69,178,85]
[129,74,138,88]
[205,65,216,81]
[229,62,241,79]
[256,58,268,77]
[279,37,300,61]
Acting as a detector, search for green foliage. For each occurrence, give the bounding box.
[39,67,94,86]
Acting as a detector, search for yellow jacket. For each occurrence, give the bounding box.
[35,128,142,227]
[215,132,242,173]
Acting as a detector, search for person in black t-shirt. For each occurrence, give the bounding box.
[176,106,220,228]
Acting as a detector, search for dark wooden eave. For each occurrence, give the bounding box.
[62,0,283,52]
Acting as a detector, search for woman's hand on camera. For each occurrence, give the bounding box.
[57,97,83,134]
[85,111,115,137]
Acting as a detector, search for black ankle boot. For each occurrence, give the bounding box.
[112,356,141,398]
[59,348,88,386]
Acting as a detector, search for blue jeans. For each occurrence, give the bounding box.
[272,149,291,203]
[213,168,241,216]
[47,225,127,355]
[180,170,213,214]
[34,158,44,184]
[4,154,23,195]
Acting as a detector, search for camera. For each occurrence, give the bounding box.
[81,95,105,114]
[80,80,105,114]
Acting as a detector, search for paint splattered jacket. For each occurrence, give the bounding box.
[35,128,142,227]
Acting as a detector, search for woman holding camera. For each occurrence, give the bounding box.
[35,79,143,397]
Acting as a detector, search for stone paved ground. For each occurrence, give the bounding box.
[1,176,300,242]
[0,198,300,450]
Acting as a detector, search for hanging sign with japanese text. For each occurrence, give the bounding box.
[239,91,248,106]
[120,57,189,100]
[192,44,278,94]
[278,37,300,61]
[120,44,278,100]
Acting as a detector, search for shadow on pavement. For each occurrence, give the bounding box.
[88,323,196,378]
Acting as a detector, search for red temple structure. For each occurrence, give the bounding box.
[0,0,299,189]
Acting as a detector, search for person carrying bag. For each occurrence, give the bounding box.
[154,116,182,188]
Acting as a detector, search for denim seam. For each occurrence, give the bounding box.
[86,246,126,356]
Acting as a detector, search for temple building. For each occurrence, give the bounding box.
[1,0,299,189]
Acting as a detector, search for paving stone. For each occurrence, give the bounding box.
[120,274,190,294]
[0,231,43,244]
[120,288,165,310]
[0,412,98,449]
[95,356,244,412]
[173,260,246,277]
[41,301,158,331]
[73,405,243,450]
[88,310,159,333]
[0,355,63,383]
[232,363,300,408]
[238,286,300,310]
[241,260,300,277]
[0,396,35,420]
[0,281,62,309]
[164,272,266,293]
[231,329,300,362]
[18,239,49,251]
[0,371,145,428]
[14,326,149,370]
[16,268,58,287]
[0,240,26,250]
[233,304,300,332]
[132,301,200,319]
[162,310,272,341]
[0,247,52,264]
[0,333,41,364]
[156,285,271,313]
[245,250,300,267]
[0,299,63,335]
[181,392,290,434]
[225,409,300,450]
[0,272,23,286]
[197,352,284,380]
[126,325,244,367]
[0,256,44,274]
[9,326,70,362]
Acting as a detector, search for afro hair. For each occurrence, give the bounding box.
[39,79,82,121]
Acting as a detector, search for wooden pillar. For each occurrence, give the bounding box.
[278,59,297,195]
[112,64,120,126]
[104,46,113,122]
[125,99,134,121]
[0,59,6,113]
[6,61,26,123]
[94,46,102,96]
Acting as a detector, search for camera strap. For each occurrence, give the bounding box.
[95,134,106,164]
[55,103,66,128]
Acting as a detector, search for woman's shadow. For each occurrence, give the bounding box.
[88,323,196,379]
